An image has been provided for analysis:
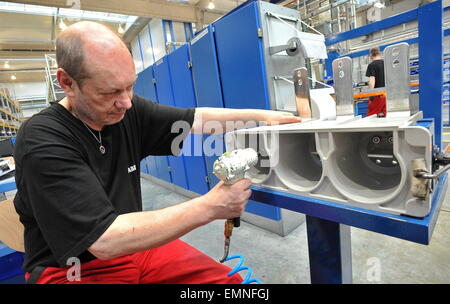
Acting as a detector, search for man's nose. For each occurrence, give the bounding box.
[115,91,132,110]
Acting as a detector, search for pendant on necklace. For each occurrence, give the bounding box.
[100,145,106,154]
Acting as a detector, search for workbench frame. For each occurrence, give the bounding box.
[249,0,446,284]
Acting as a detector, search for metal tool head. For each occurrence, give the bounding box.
[213,148,259,184]
[219,237,231,263]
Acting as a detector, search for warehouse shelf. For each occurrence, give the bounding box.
[0,89,24,138]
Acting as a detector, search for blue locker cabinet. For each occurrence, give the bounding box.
[213,0,270,110]
[168,44,210,195]
[153,57,189,189]
[135,67,160,179]
[189,25,226,188]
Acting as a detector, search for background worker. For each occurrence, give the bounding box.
[366,46,386,117]
[13,21,301,284]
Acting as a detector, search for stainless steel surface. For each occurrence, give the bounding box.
[259,1,304,112]
[332,57,354,116]
[294,67,312,118]
[384,43,412,114]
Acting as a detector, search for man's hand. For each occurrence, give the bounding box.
[258,110,302,126]
[203,179,252,221]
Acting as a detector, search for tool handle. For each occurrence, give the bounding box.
[233,217,240,228]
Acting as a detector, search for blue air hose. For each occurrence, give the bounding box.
[222,254,262,284]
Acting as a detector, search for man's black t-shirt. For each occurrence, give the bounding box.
[365,59,385,88]
[13,95,195,273]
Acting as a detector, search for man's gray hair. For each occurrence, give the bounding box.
[56,31,90,86]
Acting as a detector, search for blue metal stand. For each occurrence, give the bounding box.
[250,174,447,283]
[306,216,351,284]
[299,3,446,283]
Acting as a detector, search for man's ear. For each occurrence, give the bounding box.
[57,68,76,98]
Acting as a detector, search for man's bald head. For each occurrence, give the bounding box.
[56,21,131,86]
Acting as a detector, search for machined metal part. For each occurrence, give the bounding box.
[226,111,435,218]
[413,151,450,182]
[411,158,431,199]
[384,43,415,115]
[294,67,312,119]
[269,37,301,56]
[332,57,354,117]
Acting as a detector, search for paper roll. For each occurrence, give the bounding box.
[310,88,337,121]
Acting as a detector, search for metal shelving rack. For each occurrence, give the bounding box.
[0,88,24,139]
[44,54,64,103]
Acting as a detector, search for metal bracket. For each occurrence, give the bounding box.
[384,43,415,116]
[293,67,311,119]
[332,57,354,117]
[269,37,301,56]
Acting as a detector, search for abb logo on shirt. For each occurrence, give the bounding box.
[128,165,136,173]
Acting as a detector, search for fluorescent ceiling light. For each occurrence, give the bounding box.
[118,24,126,34]
[0,1,137,26]
[10,75,16,80]
[59,18,67,30]
[374,1,385,9]
[3,61,10,69]
[59,8,83,19]
[207,1,215,10]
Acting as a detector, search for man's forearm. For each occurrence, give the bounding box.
[368,76,376,89]
[88,195,213,260]
[191,107,300,134]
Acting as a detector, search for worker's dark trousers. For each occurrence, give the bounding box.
[25,239,243,284]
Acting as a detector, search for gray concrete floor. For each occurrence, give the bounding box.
[141,176,450,284]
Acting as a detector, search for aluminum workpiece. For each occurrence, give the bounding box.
[226,42,435,218]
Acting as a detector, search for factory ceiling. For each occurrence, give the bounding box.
[0,0,245,83]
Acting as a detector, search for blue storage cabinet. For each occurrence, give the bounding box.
[135,68,158,178]
[168,44,210,195]
[134,71,144,96]
[213,0,270,110]
[141,66,158,103]
[153,58,188,188]
[135,71,149,175]
[189,25,226,188]
[139,66,159,178]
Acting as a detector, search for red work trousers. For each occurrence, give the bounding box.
[367,95,387,117]
[25,239,243,284]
